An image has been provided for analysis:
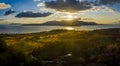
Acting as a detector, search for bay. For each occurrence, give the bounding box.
[0,24,120,34]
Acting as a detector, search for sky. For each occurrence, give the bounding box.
[0,0,120,24]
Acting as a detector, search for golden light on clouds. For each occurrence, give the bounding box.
[63,14,77,21]
[0,3,11,10]
[65,27,75,30]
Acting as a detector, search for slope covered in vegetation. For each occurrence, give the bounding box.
[0,28,120,66]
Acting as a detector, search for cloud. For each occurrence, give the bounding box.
[34,0,56,2]
[44,0,94,12]
[15,11,52,18]
[34,0,41,2]
[39,8,56,13]
[4,9,16,16]
[0,19,5,24]
[0,19,4,21]
[37,2,56,13]
[0,3,11,10]
[37,2,46,7]
[38,0,120,13]
[91,5,118,14]
[100,0,120,5]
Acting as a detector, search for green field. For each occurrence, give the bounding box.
[0,28,120,66]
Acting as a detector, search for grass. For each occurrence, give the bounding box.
[0,28,120,66]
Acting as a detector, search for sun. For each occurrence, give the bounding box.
[63,14,76,21]
[67,15,73,19]
[65,27,75,30]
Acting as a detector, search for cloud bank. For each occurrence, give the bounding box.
[44,0,94,12]
[16,11,52,18]
[42,0,120,12]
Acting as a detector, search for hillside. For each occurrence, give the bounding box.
[22,20,98,26]
[0,28,120,66]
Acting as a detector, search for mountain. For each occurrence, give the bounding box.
[23,20,98,26]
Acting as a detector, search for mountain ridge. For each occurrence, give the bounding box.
[22,20,100,26]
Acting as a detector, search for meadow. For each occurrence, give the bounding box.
[0,28,120,66]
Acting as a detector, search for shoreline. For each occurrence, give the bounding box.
[0,28,120,35]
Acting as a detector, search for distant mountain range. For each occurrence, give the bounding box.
[22,20,100,26]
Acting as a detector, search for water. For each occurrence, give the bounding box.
[0,24,120,34]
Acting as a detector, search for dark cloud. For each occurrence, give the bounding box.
[45,0,94,12]
[4,9,15,16]
[100,0,120,5]
[44,0,120,12]
[15,11,52,18]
